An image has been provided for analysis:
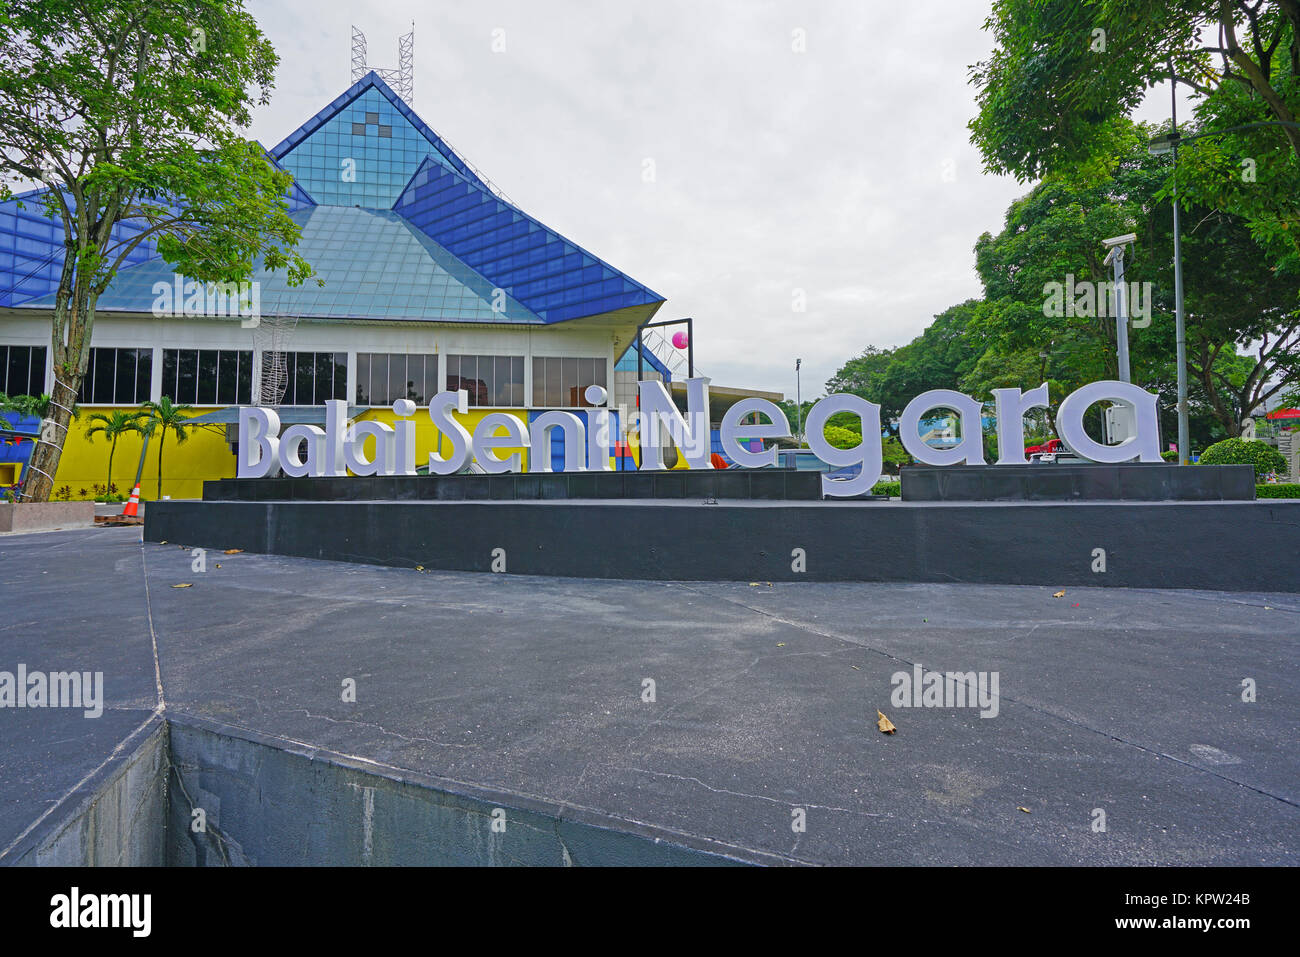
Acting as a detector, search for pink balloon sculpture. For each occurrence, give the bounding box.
[671,330,690,349]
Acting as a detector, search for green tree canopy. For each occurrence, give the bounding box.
[970,0,1300,271]
[0,0,317,502]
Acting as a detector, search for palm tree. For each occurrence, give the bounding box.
[139,398,195,499]
[85,410,145,493]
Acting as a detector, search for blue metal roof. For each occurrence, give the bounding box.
[2,72,663,326]
[395,157,663,323]
[0,189,161,308]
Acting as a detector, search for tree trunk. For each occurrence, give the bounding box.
[20,374,79,503]
[157,428,166,500]
[24,265,95,503]
[106,439,116,492]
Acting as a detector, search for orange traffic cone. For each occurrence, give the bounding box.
[121,483,142,518]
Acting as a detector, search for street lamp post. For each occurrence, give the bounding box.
[1148,110,1300,463]
[794,358,803,441]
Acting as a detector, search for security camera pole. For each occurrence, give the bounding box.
[1102,233,1137,383]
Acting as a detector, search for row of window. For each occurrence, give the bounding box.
[2,346,610,408]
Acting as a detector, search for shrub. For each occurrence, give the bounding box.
[1256,484,1300,498]
[821,425,863,450]
[870,481,901,497]
[1160,449,1178,462]
[1199,438,1287,477]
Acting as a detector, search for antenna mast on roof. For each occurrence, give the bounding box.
[350,23,414,104]
[348,22,513,205]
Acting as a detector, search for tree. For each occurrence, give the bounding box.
[971,120,1299,438]
[0,0,317,503]
[969,0,1300,272]
[84,409,144,491]
[139,398,193,499]
[825,303,984,433]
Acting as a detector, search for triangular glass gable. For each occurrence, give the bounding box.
[272,73,486,210]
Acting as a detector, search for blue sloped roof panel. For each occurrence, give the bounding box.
[394,157,663,323]
[1,146,312,309]
[0,189,161,308]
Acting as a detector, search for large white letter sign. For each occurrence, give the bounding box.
[583,385,614,472]
[391,399,417,476]
[280,424,326,478]
[900,389,986,466]
[345,420,397,476]
[529,411,586,473]
[1056,380,1162,463]
[992,383,1050,465]
[473,413,530,473]
[427,390,473,475]
[322,400,348,476]
[238,407,281,478]
[720,398,790,468]
[804,394,883,497]
[637,377,713,470]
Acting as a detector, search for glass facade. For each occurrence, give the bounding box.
[76,205,543,324]
[532,357,607,408]
[446,354,525,407]
[356,352,437,406]
[78,347,153,404]
[161,349,253,406]
[280,351,346,406]
[1,344,46,397]
[276,87,459,209]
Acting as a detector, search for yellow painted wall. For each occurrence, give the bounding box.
[46,406,655,498]
[49,406,537,499]
[50,406,237,501]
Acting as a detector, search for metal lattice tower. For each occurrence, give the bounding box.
[254,316,300,407]
[350,27,367,83]
[350,24,413,104]
[349,23,514,205]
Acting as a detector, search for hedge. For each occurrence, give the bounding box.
[870,481,901,497]
[1256,484,1300,498]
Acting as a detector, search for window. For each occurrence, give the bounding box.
[78,348,152,404]
[351,122,367,136]
[531,357,607,407]
[161,349,253,405]
[0,345,46,396]
[446,354,524,407]
[356,353,436,406]
[278,351,346,406]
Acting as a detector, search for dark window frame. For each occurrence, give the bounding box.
[531,356,607,408]
[160,348,253,406]
[0,344,47,397]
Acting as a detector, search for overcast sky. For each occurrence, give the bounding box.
[247,1,1184,400]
